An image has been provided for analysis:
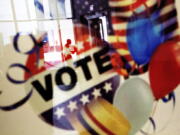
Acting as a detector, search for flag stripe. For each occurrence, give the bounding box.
[81,109,106,135]
[157,9,177,24]
[159,0,175,8]
[110,0,175,21]
[162,17,177,30]
[68,114,91,135]
[84,106,115,135]
[165,30,180,41]
[110,42,128,50]
[109,0,137,7]
[160,4,176,16]
[109,0,147,10]
[163,22,179,35]
[77,110,99,135]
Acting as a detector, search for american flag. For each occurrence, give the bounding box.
[71,0,109,18]
[71,0,179,75]
[32,0,180,76]
[108,0,180,75]
[109,0,179,40]
[34,0,180,76]
[71,0,114,34]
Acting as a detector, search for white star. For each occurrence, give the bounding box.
[77,42,84,50]
[54,107,65,119]
[103,82,112,93]
[68,101,77,112]
[80,94,89,105]
[92,88,101,99]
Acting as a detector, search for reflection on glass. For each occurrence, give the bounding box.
[14,0,29,20]
[33,0,73,19]
[18,22,38,34]
[0,23,16,45]
[0,0,13,20]
[0,33,3,57]
[43,19,75,65]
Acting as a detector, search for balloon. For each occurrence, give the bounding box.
[127,17,164,65]
[113,78,154,135]
[149,41,180,100]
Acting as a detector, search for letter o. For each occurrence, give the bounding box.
[55,67,77,91]
[13,32,38,54]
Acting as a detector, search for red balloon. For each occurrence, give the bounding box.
[149,41,180,100]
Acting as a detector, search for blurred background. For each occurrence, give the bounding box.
[0,0,180,135]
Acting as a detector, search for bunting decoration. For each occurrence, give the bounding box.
[68,98,131,135]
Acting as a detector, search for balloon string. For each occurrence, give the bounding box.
[0,89,33,111]
[140,130,149,135]
[140,92,176,135]
[154,92,176,133]
[151,101,159,116]
[140,101,159,135]
[150,101,159,133]
[6,64,32,84]
[149,117,156,132]
[1,32,48,111]
[162,92,176,108]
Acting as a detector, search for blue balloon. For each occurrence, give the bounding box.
[127,15,164,65]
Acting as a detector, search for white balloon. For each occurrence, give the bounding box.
[113,78,154,135]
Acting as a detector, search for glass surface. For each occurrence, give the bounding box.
[0,1,180,135]
[0,0,13,20]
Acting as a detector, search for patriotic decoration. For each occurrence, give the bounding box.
[71,0,179,76]
[126,0,180,64]
[41,76,120,130]
[108,0,180,75]
[149,40,180,99]
[23,23,125,133]
[24,24,101,77]
[25,0,179,133]
[0,0,180,135]
[71,0,109,18]
[68,98,130,135]
[33,0,180,76]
